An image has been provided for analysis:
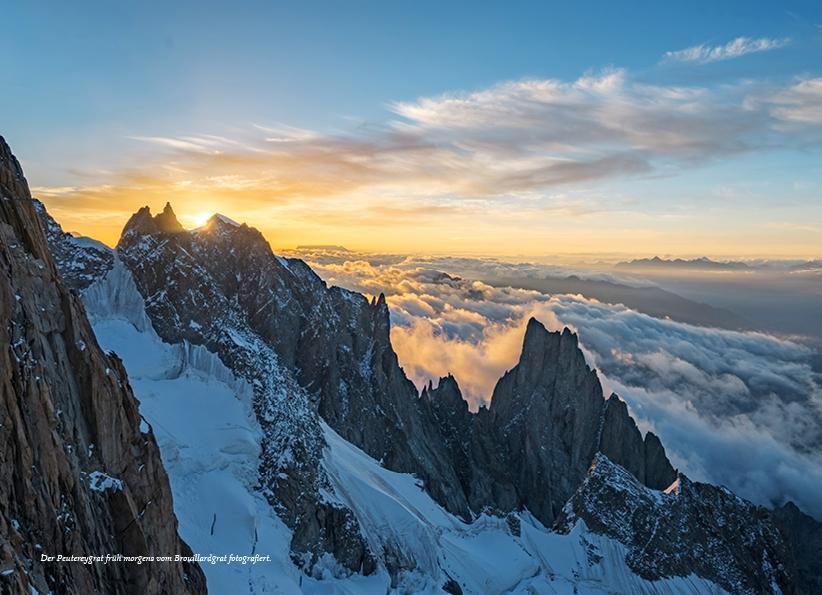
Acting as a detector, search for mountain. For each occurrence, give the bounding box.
[0,136,205,594]
[30,196,817,593]
[422,321,677,525]
[113,205,684,529]
[616,256,751,271]
[772,502,822,594]
[484,275,751,331]
[114,205,467,571]
[556,454,792,593]
[6,124,817,592]
[295,244,350,252]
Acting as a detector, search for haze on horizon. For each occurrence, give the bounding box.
[3,0,822,259]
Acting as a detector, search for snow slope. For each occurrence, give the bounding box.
[322,422,727,595]
[82,259,381,594]
[79,257,727,594]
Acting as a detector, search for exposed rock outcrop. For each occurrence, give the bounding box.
[111,206,675,549]
[556,454,793,595]
[0,136,205,594]
[424,319,677,525]
[488,322,622,522]
[599,393,677,490]
[31,200,114,291]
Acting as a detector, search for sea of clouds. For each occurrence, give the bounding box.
[291,249,822,519]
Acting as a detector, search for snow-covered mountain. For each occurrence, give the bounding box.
[20,190,819,594]
[29,225,728,593]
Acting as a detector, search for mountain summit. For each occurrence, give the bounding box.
[120,202,184,237]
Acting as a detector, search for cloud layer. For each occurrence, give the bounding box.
[664,36,789,64]
[294,249,822,519]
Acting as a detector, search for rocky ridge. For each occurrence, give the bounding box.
[115,205,376,573]
[0,136,205,594]
[114,205,678,526]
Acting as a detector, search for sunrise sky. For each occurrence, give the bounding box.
[4,0,822,257]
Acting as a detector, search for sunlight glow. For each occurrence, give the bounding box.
[187,212,213,228]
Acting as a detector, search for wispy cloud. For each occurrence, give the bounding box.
[117,71,821,199]
[664,36,790,64]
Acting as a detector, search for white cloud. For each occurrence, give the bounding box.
[664,36,790,64]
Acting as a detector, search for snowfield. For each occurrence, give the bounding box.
[81,257,727,594]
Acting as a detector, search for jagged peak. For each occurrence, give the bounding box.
[436,373,461,394]
[516,319,585,380]
[438,372,458,387]
[524,316,546,337]
[421,374,473,416]
[522,318,578,348]
[155,202,183,232]
[368,292,390,319]
[118,203,183,244]
[605,392,622,406]
[643,430,661,446]
[208,213,241,228]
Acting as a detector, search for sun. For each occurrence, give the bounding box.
[187,212,213,228]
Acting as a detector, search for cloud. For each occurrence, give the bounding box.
[295,249,822,519]
[41,71,822,235]
[664,36,790,64]
[771,77,822,124]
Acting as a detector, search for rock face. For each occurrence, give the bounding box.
[112,205,677,536]
[31,200,114,291]
[556,454,793,595]
[117,207,469,521]
[0,137,205,594]
[599,393,677,490]
[424,319,677,525]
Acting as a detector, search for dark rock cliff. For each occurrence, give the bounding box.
[424,319,677,525]
[0,137,205,594]
[115,207,380,574]
[772,502,822,594]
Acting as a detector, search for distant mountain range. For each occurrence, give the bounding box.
[616,256,752,271]
[617,255,822,273]
[483,274,752,331]
[296,244,350,251]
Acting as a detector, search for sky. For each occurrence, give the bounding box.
[3,0,822,257]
